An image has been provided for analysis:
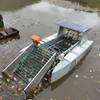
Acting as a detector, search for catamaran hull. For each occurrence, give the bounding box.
[51,40,93,83]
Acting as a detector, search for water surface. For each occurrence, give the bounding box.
[0,1,100,100]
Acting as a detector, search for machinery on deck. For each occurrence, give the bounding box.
[2,21,93,94]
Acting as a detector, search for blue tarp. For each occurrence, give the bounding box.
[57,21,90,33]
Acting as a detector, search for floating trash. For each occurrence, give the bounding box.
[90,76,94,79]
[8,75,13,79]
[18,81,24,86]
[64,96,71,100]
[11,85,15,89]
[86,94,90,100]
[0,75,2,79]
[17,87,23,95]
[75,74,79,78]
[50,98,53,100]
[96,88,100,93]
[0,80,2,85]
[13,77,17,81]
[6,79,10,83]
[28,78,32,82]
[83,75,89,79]
[89,69,93,73]
[65,96,67,100]
[0,96,3,100]
[96,80,100,84]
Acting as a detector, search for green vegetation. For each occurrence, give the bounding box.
[66,0,100,9]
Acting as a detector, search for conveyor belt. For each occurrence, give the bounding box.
[47,38,78,53]
[2,42,56,93]
[14,44,54,84]
[2,35,78,93]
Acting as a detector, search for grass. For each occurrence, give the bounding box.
[66,0,100,9]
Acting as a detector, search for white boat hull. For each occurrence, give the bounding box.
[20,33,93,84]
[51,40,93,83]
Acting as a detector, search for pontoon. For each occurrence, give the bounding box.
[2,21,93,94]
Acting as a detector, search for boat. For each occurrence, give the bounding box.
[0,27,19,39]
[2,21,93,94]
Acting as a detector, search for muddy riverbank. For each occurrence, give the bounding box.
[49,0,100,12]
[0,0,100,100]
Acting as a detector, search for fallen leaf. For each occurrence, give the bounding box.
[17,87,22,91]
[83,75,89,79]
[97,80,100,84]
[11,85,15,89]
[96,88,100,93]
[13,77,17,81]
[50,98,53,100]
[0,75,2,79]
[7,79,10,82]
[86,95,90,100]
[18,81,24,86]
[89,69,92,73]
[0,96,3,100]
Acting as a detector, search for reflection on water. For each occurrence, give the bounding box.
[3,1,100,32]
[51,68,76,90]
[0,0,40,11]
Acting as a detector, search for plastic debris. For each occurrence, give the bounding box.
[13,92,18,96]
[6,79,10,83]
[75,74,79,78]
[65,96,71,100]
[38,83,42,88]
[90,76,94,79]
[42,59,45,63]
[34,21,40,25]
[18,81,24,86]
[0,80,2,85]
[68,96,71,100]
[96,88,100,93]
[99,54,100,57]
[8,75,13,79]
[50,98,53,100]
[89,69,92,73]
[97,80,100,84]
[0,86,3,92]
[28,78,32,82]
[83,75,89,79]
[65,96,67,100]
[86,95,90,100]
[17,87,22,93]
[0,75,2,79]
[13,77,17,81]
[11,85,15,89]
[27,99,32,100]
[33,90,38,95]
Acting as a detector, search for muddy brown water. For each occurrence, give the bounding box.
[0,0,100,100]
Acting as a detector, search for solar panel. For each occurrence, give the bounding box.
[57,21,90,33]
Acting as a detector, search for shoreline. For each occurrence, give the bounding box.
[48,0,100,12]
